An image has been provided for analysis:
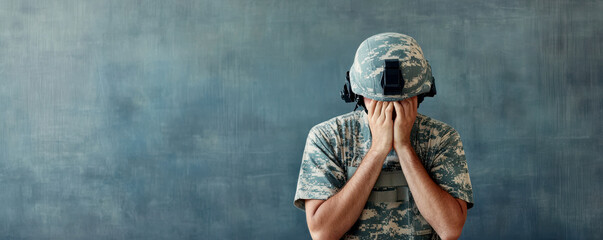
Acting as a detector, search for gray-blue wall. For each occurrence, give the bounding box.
[1,0,601,239]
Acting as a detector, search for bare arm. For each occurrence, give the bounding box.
[393,98,467,240]
[395,145,467,239]
[305,149,387,240]
[304,100,394,240]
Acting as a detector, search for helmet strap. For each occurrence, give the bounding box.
[355,96,367,113]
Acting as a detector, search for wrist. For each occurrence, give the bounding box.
[394,142,412,152]
[395,143,418,164]
[368,146,390,160]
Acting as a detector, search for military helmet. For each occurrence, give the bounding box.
[341,32,436,107]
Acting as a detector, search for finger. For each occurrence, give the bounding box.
[411,96,418,111]
[367,99,376,117]
[402,98,411,117]
[393,101,402,120]
[375,101,383,119]
[370,100,379,119]
[383,102,393,120]
[386,102,394,118]
[380,102,387,121]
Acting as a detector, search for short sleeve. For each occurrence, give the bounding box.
[293,126,346,211]
[428,128,474,209]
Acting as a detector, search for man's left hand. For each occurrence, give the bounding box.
[393,96,418,150]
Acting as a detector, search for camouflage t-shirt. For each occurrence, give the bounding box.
[294,110,474,239]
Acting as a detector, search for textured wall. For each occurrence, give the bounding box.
[0,0,601,239]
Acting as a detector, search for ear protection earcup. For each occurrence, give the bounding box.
[341,71,357,103]
[426,76,437,97]
[341,71,368,113]
[417,76,437,108]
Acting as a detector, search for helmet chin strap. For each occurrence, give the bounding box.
[354,96,368,113]
[354,102,367,113]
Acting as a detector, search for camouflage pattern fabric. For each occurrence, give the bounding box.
[294,110,474,239]
[349,32,434,102]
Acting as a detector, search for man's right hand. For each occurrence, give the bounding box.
[365,98,394,155]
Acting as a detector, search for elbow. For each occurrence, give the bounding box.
[308,219,341,240]
[307,223,321,240]
[308,223,336,240]
[309,230,328,240]
[439,231,461,240]
[438,202,467,240]
[435,217,465,240]
[305,200,339,240]
[437,224,463,240]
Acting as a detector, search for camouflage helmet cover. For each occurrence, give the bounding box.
[350,32,435,101]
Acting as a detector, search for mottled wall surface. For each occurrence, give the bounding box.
[0,0,601,239]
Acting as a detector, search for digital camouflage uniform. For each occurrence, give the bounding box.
[293,110,473,239]
[293,32,474,239]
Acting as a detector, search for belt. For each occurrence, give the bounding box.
[347,166,410,202]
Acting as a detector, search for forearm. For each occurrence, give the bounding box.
[395,144,466,239]
[308,149,387,240]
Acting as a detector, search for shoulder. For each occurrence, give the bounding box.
[415,113,464,153]
[416,113,460,140]
[309,111,363,136]
[306,111,365,149]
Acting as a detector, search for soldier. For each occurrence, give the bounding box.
[294,32,474,240]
